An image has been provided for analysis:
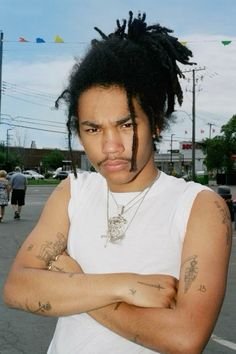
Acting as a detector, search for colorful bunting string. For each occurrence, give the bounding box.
[54,35,64,43]
[36,38,46,43]
[18,37,28,42]
[3,36,236,45]
[221,40,232,46]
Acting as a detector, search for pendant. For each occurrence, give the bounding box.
[102,214,127,246]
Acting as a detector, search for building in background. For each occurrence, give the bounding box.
[155,141,206,177]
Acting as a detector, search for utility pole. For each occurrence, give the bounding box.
[170,133,175,164]
[183,67,205,180]
[6,128,12,163]
[207,122,216,139]
[0,31,3,127]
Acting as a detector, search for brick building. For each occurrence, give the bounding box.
[6,146,87,171]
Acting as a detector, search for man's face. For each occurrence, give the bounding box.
[78,85,157,191]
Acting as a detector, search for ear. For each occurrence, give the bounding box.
[152,126,161,139]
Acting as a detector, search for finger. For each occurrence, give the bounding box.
[50,264,65,272]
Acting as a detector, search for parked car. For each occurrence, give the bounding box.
[6,171,16,180]
[23,170,45,180]
[54,170,69,180]
[217,186,234,222]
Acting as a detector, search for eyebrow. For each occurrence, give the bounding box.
[80,115,132,128]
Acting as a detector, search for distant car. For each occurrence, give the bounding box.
[23,170,45,180]
[217,186,234,222]
[54,170,69,180]
[6,171,16,180]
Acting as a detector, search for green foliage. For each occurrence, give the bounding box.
[0,146,22,171]
[203,115,236,173]
[42,149,64,170]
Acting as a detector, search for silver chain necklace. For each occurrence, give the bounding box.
[102,171,160,247]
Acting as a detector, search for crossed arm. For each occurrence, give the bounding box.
[3,177,232,354]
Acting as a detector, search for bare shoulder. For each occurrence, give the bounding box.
[188,189,232,247]
[46,176,71,202]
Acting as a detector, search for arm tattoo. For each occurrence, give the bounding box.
[33,301,52,313]
[137,281,165,290]
[27,244,34,252]
[129,288,137,296]
[25,300,52,314]
[183,255,199,293]
[214,200,232,245]
[198,284,207,293]
[36,232,67,265]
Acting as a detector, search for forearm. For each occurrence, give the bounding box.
[3,267,124,317]
[89,303,208,354]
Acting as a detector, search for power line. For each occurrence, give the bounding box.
[0,121,66,134]
[3,81,58,99]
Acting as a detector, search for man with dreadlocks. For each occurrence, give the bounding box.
[4,11,231,354]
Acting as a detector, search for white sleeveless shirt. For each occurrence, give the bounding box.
[47,171,210,354]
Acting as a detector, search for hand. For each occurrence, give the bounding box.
[121,273,177,309]
[47,251,83,274]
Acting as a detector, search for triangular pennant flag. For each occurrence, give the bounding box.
[180,41,188,46]
[36,37,46,43]
[54,35,64,43]
[221,40,232,46]
[19,37,28,42]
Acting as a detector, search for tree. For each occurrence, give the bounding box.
[203,115,236,174]
[0,144,22,171]
[42,149,64,170]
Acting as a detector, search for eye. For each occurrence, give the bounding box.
[121,122,133,129]
[85,127,100,133]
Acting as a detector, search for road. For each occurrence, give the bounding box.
[0,184,236,354]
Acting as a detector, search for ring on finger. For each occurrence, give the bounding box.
[47,261,53,270]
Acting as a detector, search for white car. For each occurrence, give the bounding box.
[23,170,45,180]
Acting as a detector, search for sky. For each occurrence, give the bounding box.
[0,0,236,152]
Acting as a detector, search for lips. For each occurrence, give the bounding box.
[101,159,130,171]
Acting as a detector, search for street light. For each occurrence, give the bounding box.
[170,133,175,164]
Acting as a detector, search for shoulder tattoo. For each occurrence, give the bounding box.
[214,200,232,245]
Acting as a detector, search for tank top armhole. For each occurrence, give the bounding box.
[68,172,87,221]
[173,183,212,243]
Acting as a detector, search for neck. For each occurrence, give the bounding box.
[108,168,159,193]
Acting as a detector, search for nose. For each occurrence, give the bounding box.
[102,129,124,157]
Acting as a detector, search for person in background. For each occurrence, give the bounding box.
[9,166,27,219]
[0,170,10,222]
[3,11,232,354]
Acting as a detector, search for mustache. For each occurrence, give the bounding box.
[97,157,131,167]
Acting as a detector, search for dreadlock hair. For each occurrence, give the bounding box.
[55,11,194,174]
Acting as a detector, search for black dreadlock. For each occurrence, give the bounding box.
[55,11,194,174]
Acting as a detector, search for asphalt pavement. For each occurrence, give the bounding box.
[0,184,236,354]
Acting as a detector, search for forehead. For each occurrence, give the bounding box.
[78,85,127,115]
[77,85,143,123]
